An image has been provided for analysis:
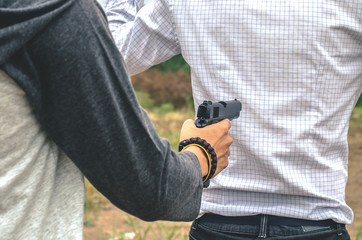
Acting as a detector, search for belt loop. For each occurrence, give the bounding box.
[258,214,268,238]
[336,224,343,237]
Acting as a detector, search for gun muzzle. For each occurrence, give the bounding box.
[195,99,242,128]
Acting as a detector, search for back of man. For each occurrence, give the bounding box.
[105,0,362,239]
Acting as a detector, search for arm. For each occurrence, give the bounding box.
[104,0,181,75]
[1,0,198,221]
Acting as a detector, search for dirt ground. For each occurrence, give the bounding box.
[84,110,362,240]
[345,110,362,239]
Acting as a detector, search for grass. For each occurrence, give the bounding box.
[356,225,362,240]
[83,191,191,240]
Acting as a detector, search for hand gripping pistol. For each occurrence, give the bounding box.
[194,99,242,187]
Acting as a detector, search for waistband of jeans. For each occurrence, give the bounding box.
[200,214,344,228]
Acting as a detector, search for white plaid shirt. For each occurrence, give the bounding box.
[104,0,362,224]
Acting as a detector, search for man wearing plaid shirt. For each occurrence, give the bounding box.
[104,0,362,239]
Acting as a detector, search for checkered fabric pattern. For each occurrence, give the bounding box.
[105,0,362,224]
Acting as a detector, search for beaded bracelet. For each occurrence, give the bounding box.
[181,144,212,182]
[178,137,217,186]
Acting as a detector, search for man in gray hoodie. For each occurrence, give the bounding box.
[0,0,232,239]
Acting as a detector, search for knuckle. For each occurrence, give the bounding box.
[225,160,229,168]
[224,119,231,129]
[227,137,233,145]
[221,120,230,129]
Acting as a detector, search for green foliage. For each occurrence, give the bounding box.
[131,68,192,109]
[356,94,362,108]
[151,54,190,73]
[155,103,175,115]
[135,90,193,115]
[351,108,362,134]
[134,91,156,109]
[131,55,192,109]
[135,90,174,114]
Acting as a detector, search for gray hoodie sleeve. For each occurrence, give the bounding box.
[0,0,202,221]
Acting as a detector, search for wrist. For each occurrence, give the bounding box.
[184,146,209,177]
[179,137,217,186]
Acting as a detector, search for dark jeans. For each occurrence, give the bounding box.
[189,214,351,240]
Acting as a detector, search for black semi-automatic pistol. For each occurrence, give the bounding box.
[195,99,242,128]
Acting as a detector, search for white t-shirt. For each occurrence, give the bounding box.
[0,70,85,240]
